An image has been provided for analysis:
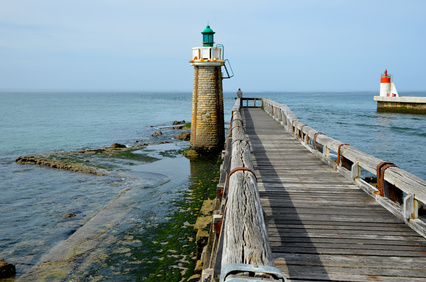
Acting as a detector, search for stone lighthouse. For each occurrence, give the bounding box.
[188,25,225,156]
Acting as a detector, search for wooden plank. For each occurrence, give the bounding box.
[276,263,426,281]
[268,237,426,249]
[268,240,426,251]
[221,110,274,269]
[273,253,426,269]
[272,247,426,257]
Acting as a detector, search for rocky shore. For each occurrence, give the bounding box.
[10,120,223,281]
[15,144,140,175]
[15,121,191,175]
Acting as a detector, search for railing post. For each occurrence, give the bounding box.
[351,161,360,182]
[323,145,330,158]
[404,194,419,221]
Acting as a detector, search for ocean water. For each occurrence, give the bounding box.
[0,91,425,279]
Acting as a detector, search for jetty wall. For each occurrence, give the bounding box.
[374,96,426,114]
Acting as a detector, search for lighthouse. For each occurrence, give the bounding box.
[380,70,399,97]
[188,25,226,156]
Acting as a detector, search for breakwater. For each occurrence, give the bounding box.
[374,96,426,114]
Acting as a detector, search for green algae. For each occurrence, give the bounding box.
[112,150,159,163]
[40,147,160,172]
[159,149,185,158]
[91,155,220,281]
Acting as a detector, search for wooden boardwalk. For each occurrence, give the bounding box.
[241,107,426,281]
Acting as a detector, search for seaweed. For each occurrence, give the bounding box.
[92,156,221,281]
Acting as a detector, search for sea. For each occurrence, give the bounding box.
[0,91,425,280]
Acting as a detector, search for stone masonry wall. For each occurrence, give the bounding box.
[190,65,224,154]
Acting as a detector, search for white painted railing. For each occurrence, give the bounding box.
[191,46,222,61]
[262,98,426,238]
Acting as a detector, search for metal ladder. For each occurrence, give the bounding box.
[217,44,234,79]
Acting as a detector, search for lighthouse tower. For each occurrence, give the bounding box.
[188,25,225,156]
[380,70,399,97]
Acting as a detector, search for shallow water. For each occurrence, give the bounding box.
[16,142,194,281]
[1,142,192,279]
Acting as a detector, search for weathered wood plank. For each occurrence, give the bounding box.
[276,263,426,281]
[268,240,426,251]
[267,235,426,246]
[221,110,274,270]
[272,246,426,257]
[273,253,426,269]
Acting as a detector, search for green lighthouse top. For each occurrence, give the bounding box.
[201,25,215,47]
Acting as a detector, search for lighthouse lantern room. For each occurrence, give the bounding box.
[202,25,215,47]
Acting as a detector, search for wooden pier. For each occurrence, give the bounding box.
[201,98,426,281]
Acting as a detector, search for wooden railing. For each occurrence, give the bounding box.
[201,98,286,281]
[240,97,263,108]
[263,98,426,237]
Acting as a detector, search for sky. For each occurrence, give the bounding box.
[1,0,426,92]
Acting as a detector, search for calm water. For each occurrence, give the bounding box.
[0,91,425,279]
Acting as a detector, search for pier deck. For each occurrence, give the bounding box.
[241,107,426,281]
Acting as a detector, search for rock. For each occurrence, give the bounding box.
[0,258,16,278]
[15,155,108,176]
[111,143,126,148]
[64,213,76,218]
[174,132,190,141]
[172,120,185,125]
[151,131,162,137]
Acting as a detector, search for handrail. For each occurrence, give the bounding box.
[213,98,286,281]
[262,98,426,238]
[216,44,234,79]
[240,97,263,108]
[223,59,234,79]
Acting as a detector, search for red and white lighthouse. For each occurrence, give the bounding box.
[379,70,399,97]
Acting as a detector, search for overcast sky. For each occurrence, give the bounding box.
[1,0,425,92]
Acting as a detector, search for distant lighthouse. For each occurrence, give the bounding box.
[374,70,426,113]
[380,70,399,97]
[188,25,226,156]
